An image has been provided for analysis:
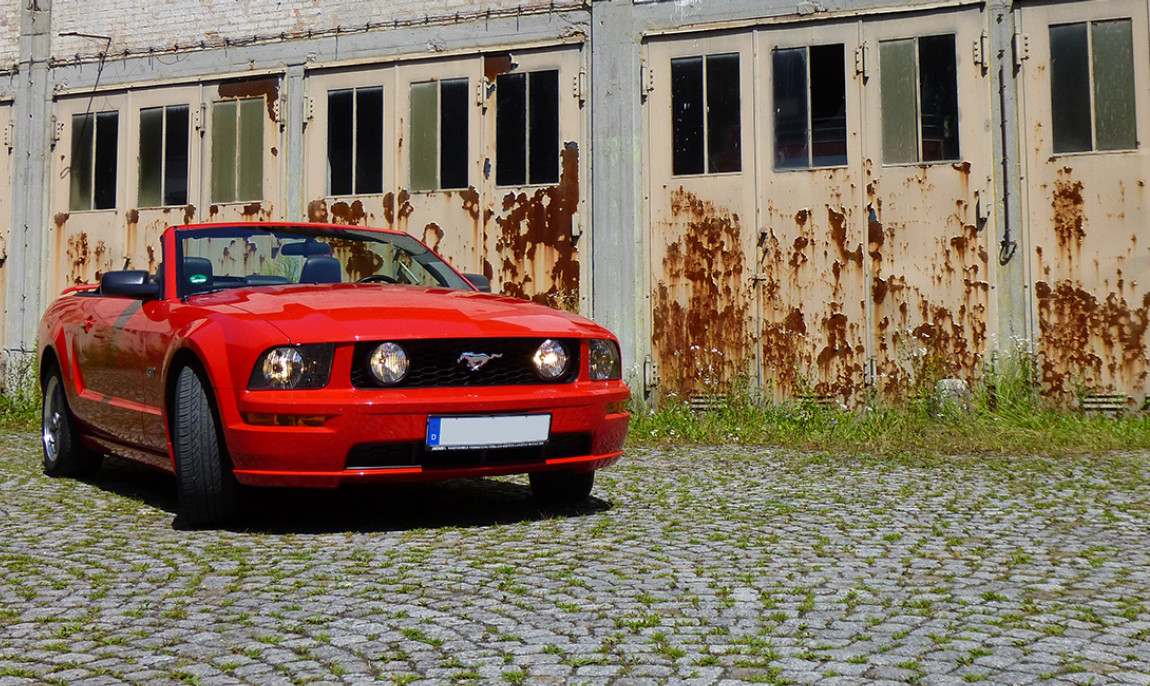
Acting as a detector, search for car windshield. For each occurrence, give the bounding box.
[175,225,472,297]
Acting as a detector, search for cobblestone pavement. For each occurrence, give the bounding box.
[1,432,1149,685]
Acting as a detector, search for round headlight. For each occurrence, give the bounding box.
[533,339,570,380]
[262,347,304,389]
[369,342,409,385]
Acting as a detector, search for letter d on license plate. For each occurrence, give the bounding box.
[426,414,551,450]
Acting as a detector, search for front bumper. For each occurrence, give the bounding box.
[216,382,630,488]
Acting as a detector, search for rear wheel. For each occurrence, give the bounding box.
[529,470,594,506]
[173,365,240,527]
[41,366,102,477]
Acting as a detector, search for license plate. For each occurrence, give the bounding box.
[426,414,551,450]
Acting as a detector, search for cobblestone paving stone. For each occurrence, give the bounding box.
[1,432,1149,685]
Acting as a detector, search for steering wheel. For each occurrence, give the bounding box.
[357,274,398,284]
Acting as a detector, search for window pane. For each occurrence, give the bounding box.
[237,98,263,201]
[528,70,559,184]
[880,39,918,164]
[355,87,384,194]
[439,78,469,190]
[70,113,94,211]
[163,106,189,206]
[918,34,959,162]
[496,72,527,186]
[327,89,354,195]
[409,81,438,191]
[809,44,847,167]
[773,47,809,170]
[1050,23,1091,153]
[139,107,163,207]
[93,111,118,210]
[671,56,704,175]
[1092,19,1136,151]
[706,53,741,173]
[211,100,237,203]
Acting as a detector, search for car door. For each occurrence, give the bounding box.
[70,296,151,446]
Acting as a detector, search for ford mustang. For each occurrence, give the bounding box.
[38,222,630,526]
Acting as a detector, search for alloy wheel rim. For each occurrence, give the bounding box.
[42,378,61,463]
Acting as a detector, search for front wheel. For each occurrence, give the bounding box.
[173,365,240,527]
[41,367,102,477]
[529,470,595,506]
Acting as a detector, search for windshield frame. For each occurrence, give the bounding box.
[170,224,474,299]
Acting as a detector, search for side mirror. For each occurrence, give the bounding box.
[462,273,492,293]
[100,270,161,299]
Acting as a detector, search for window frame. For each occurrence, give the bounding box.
[670,52,743,177]
[210,97,265,204]
[69,110,120,212]
[326,85,385,196]
[1049,17,1137,155]
[138,104,190,208]
[878,33,961,166]
[771,43,848,171]
[409,77,471,192]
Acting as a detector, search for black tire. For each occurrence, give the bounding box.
[41,366,102,477]
[529,470,595,506]
[173,365,240,527]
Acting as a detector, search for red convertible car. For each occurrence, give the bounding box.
[39,223,629,526]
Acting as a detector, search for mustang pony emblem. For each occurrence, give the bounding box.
[458,352,502,371]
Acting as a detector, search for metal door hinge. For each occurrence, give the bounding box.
[50,116,61,150]
[1013,32,1030,68]
[973,30,988,72]
[855,42,869,79]
[640,61,653,100]
[573,69,586,105]
[643,355,659,393]
[304,96,315,122]
[2,121,12,151]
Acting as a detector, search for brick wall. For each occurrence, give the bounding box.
[0,1,19,68]
[50,0,549,59]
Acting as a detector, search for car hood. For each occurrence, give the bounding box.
[194,284,612,342]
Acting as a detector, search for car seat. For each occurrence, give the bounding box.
[299,256,343,284]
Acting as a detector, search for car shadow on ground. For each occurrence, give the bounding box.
[86,457,612,535]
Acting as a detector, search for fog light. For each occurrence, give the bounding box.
[532,339,569,380]
[369,342,409,385]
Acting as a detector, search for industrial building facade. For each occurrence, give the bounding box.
[0,0,1147,409]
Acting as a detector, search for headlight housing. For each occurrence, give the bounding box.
[589,339,622,381]
[368,342,409,385]
[248,344,334,390]
[532,338,570,380]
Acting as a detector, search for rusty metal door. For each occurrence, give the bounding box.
[124,86,204,274]
[644,33,758,398]
[753,21,868,405]
[202,76,284,224]
[394,58,486,274]
[302,66,398,231]
[1016,0,1150,406]
[480,46,586,309]
[51,93,129,290]
[859,7,996,399]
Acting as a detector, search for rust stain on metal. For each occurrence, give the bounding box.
[307,199,329,223]
[382,192,395,225]
[397,190,414,222]
[183,205,196,225]
[1035,280,1150,399]
[329,237,384,281]
[493,143,580,309]
[422,223,444,252]
[484,53,514,81]
[125,209,139,269]
[651,187,748,397]
[66,231,89,285]
[461,187,481,222]
[1052,168,1085,250]
[241,202,263,218]
[218,77,280,122]
[330,200,366,225]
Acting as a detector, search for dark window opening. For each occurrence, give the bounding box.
[1051,19,1135,154]
[880,34,960,164]
[410,78,469,191]
[139,105,189,207]
[773,43,847,170]
[496,70,560,186]
[671,53,741,176]
[70,111,119,211]
[327,87,384,196]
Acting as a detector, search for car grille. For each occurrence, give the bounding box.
[350,338,580,388]
[345,432,593,470]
